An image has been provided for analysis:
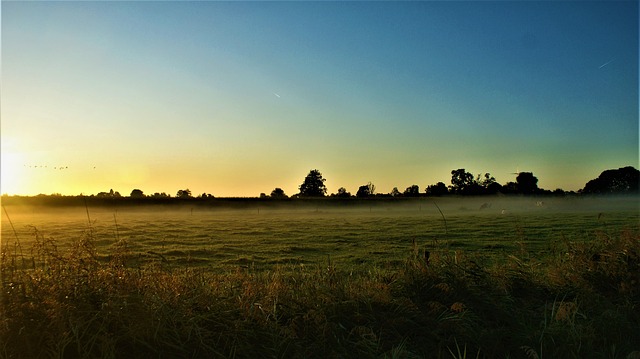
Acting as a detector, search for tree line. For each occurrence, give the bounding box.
[286,166,638,199]
[43,165,635,200]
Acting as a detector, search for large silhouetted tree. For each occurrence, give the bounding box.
[449,169,474,194]
[367,182,376,196]
[449,170,501,195]
[477,173,496,188]
[334,187,351,197]
[474,173,501,194]
[426,182,448,196]
[356,182,376,197]
[176,189,192,198]
[356,185,370,198]
[516,172,539,194]
[298,169,327,197]
[582,166,639,194]
[270,188,288,198]
[404,185,420,197]
[130,189,144,198]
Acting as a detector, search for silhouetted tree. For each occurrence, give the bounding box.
[270,188,288,198]
[449,169,475,194]
[356,185,370,198]
[176,189,192,198]
[404,185,420,197]
[449,170,502,195]
[130,189,144,198]
[472,173,501,194]
[426,182,448,196]
[298,169,327,197]
[151,192,170,198]
[390,187,402,197]
[477,173,496,188]
[97,189,121,198]
[516,172,539,194]
[356,182,376,198]
[334,187,351,198]
[367,182,376,196]
[581,166,639,194]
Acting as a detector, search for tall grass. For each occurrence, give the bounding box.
[0,221,638,358]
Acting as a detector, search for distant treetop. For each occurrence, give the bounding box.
[298,169,327,197]
[581,166,639,194]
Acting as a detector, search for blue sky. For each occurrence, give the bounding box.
[1,1,638,196]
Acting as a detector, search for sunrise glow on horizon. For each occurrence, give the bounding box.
[1,1,638,197]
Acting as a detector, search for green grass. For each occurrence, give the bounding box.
[1,200,639,358]
[2,199,637,272]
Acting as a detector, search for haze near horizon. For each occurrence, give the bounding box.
[1,1,638,197]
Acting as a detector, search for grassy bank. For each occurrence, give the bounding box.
[1,225,638,358]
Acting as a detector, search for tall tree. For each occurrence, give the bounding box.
[449,169,474,194]
[582,166,639,194]
[476,173,501,194]
[270,188,288,198]
[298,169,327,197]
[366,182,376,196]
[516,172,539,194]
[335,187,351,197]
[356,185,371,198]
[356,182,376,198]
[477,173,496,188]
[404,185,420,197]
[426,182,448,196]
[176,189,192,198]
[130,189,144,198]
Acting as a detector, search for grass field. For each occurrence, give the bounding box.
[2,197,637,271]
[1,196,638,358]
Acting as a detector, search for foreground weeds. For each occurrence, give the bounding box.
[1,228,638,358]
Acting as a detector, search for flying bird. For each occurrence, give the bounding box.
[273,92,281,98]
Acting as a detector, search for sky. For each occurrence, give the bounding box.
[1,1,638,197]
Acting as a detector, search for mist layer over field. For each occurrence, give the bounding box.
[1,196,639,358]
[2,196,638,271]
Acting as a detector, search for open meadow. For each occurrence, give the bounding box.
[2,196,637,271]
[1,196,639,358]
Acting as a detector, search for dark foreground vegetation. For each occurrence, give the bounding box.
[1,227,638,358]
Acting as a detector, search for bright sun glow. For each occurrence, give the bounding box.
[1,151,29,195]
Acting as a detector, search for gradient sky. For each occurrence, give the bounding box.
[2,1,638,197]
